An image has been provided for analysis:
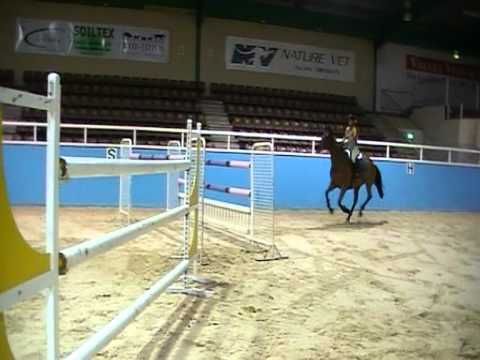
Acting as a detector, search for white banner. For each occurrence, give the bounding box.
[225,36,355,82]
[15,18,169,63]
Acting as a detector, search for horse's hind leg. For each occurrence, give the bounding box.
[348,187,359,222]
[325,184,335,214]
[359,184,372,217]
[337,188,350,216]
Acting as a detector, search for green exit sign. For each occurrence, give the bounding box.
[405,132,415,141]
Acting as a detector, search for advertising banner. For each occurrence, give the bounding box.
[225,36,355,82]
[15,18,169,63]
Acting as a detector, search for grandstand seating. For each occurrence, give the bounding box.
[210,82,383,141]
[2,69,385,150]
[18,71,204,144]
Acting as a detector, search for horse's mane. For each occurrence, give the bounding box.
[325,132,350,163]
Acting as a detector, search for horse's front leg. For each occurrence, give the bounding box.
[337,188,350,216]
[348,187,359,222]
[325,184,336,214]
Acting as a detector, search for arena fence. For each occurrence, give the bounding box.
[2,120,480,168]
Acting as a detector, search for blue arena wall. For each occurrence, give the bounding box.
[3,144,480,211]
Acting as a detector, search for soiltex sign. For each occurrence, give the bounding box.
[15,18,169,63]
[73,25,113,55]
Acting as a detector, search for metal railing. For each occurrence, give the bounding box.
[2,120,480,167]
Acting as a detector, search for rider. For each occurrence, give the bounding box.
[342,114,360,163]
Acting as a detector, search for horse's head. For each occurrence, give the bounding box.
[319,127,337,152]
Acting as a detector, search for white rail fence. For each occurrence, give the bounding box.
[3,120,480,167]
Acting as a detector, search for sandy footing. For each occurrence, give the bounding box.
[5,207,480,359]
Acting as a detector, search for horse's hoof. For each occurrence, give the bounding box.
[359,211,363,217]
[329,209,334,215]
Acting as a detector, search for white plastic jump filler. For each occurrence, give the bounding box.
[119,138,287,261]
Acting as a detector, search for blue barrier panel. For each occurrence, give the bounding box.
[3,144,480,211]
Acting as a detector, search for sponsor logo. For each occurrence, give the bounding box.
[73,25,114,54]
[23,23,71,52]
[122,31,166,56]
[231,43,279,67]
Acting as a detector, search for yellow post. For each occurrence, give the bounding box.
[188,139,201,257]
[0,106,50,359]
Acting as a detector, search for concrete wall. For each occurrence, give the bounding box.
[4,144,480,211]
[0,1,375,108]
[376,42,480,113]
[409,106,480,150]
[201,18,375,110]
[410,106,458,147]
[0,0,197,82]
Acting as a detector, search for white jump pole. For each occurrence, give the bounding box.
[60,157,190,179]
[64,259,189,360]
[59,205,189,273]
[45,73,61,360]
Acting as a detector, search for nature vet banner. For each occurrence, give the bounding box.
[225,36,355,82]
[15,18,169,63]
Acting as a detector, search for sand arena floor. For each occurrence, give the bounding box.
[5,207,480,360]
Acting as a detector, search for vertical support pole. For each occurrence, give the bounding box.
[448,150,452,163]
[182,119,193,289]
[33,125,38,142]
[249,148,254,237]
[194,0,204,84]
[386,145,390,159]
[419,147,424,161]
[311,140,315,154]
[194,122,204,272]
[119,138,132,223]
[445,77,450,107]
[84,128,88,144]
[460,103,464,119]
[133,129,137,145]
[45,73,60,360]
[227,135,231,150]
[476,83,479,110]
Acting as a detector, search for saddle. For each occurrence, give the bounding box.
[344,147,362,164]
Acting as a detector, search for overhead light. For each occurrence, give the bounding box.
[403,11,412,22]
[453,50,461,60]
[403,0,412,22]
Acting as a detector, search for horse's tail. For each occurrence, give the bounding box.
[374,165,384,199]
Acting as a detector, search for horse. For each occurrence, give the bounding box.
[319,128,384,223]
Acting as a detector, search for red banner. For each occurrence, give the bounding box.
[406,55,480,81]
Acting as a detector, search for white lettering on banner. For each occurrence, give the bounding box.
[225,36,355,82]
[15,18,169,63]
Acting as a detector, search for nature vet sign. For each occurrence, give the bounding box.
[226,36,355,82]
[15,18,169,63]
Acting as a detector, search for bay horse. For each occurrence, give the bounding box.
[319,128,384,222]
